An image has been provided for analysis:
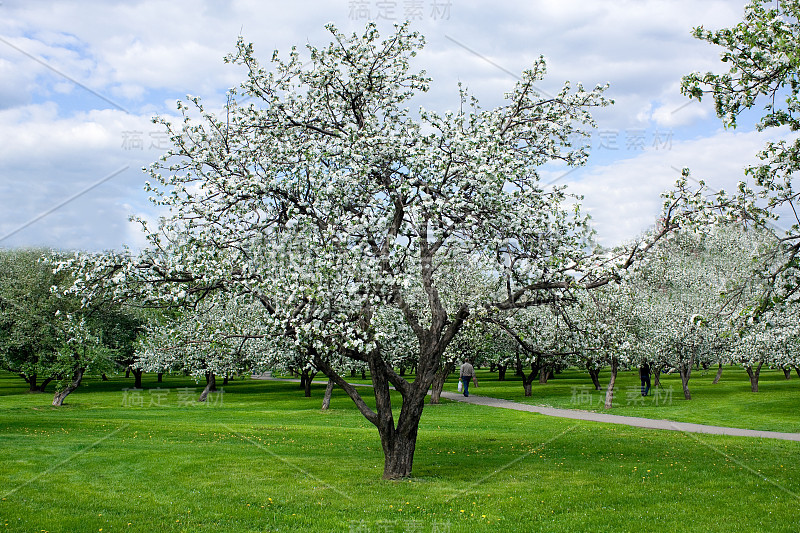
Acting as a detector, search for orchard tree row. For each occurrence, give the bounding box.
[3,221,798,408]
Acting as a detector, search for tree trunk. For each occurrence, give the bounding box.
[795,365,800,379]
[350,368,357,378]
[783,368,791,380]
[712,363,723,384]
[300,369,317,397]
[198,373,216,402]
[321,379,334,410]
[653,366,661,387]
[382,429,418,480]
[101,373,109,381]
[125,367,130,378]
[157,373,163,383]
[522,379,533,396]
[587,364,602,391]
[514,353,524,377]
[497,364,507,381]
[430,361,454,404]
[37,376,54,392]
[25,373,38,392]
[132,368,143,389]
[399,366,406,376]
[745,362,763,393]
[522,361,540,397]
[604,359,618,409]
[379,365,426,479]
[223,375,229,386]
[678,359,693,400]
[52,368,85,406]
[538,365,551,384]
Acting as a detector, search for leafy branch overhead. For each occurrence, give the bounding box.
[679,0,800,311]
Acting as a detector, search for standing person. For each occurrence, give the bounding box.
[459,359,478,397]
[640,362,651,396]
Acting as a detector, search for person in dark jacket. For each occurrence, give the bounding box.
[640,362,651,396]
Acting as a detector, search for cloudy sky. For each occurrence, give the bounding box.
[0,0,786,251]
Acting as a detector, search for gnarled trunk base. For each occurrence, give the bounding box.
[604,361,618,409]
[322,379,334,410]
[497,364,507,381]
[712,363,723,384]
[52,368,85,406]
[132,368,143,389]
[382,434,417,480]
[587,365,602,391]
[745,362,763,393]
[679,365,692,400]
[300,369,317,397]
[198,373,216,402]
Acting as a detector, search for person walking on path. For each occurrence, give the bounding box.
[459,360,478,397]
[640,362,651,396]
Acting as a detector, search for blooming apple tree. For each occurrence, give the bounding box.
[135,291,271,399]
[64,22,692,479]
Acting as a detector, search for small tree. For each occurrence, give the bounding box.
[0,249,66,392]
[0,249,119,404]
[136,292,267,400]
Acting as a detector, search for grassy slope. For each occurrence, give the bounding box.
[0,372,798,532]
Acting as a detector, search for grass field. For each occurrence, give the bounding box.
[1,370,798,532]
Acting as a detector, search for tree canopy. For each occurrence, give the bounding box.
[679,0,800,310]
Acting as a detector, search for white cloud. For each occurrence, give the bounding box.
[568,127,794,247]
[0,103,171,250]
[0,0,781,251]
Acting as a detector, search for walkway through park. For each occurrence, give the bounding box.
[438,391,800,441]
[255,375,800,442]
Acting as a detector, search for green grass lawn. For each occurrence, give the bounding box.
[1,371,799,532]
